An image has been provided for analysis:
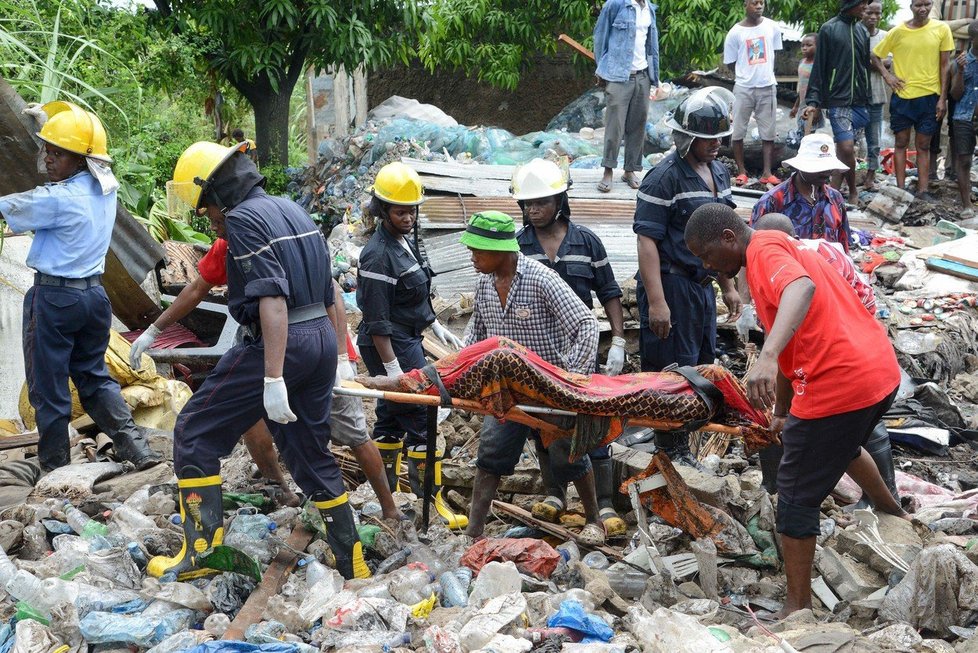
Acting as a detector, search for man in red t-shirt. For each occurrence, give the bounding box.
[684,203,910,617]
[130,238,403,523]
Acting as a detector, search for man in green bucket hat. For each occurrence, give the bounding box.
[459,211,607,545]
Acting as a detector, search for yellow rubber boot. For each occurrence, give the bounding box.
[147,469,224,579]
[313,492,371,579]
[375,439,404,492]
[406,448,469,531]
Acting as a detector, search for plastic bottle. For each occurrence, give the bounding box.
[302,558,331,587]
[109,503,157,532]
[204,613,231,637]
[0,545,18,590]
[127,542,149,569]
[556,540,581,563]
[5,570,54,617]
[455,566,473,588]
[228,512,276,540]
[375,548,411,575]
[383,632,412,651]
[406,543,447,575]
[439,570,468,608]
[582,551,610,570]
[604,567,649,599]
[387,566,435,605]
[64,503,109,540]
[222,531,273,564]
[516,627,584,644]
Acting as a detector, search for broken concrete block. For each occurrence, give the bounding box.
[866,185,915,224]
[815,548,885,601]
[869,623,922,649]
[674,466,740,511]
[836,515,923,576]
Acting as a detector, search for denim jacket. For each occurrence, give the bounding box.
[593,0,660,84]
[953,51,978,123]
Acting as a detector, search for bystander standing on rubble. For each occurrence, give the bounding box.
[862,1,890,191]
[355,161,468,530]
[459,211,607,546]
[724,0,783,186]
[872,0,954,202]
[149,141,369,580]
[593,0,659,193]
[633,88,742,466]
[685,202,910,617]
[804,0,872,204]
[789,33,823,144]
[512,158,628,537]
[750,133,853,251]
[949,19,978,218]
[0,101,162,473]
[128,238,402,519]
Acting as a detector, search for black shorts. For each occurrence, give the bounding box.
[776,386,898,538]
[952,119,977,158]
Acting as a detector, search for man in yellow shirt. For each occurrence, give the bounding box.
[871,0,954,202]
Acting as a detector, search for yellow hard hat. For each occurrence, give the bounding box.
[36,101,112,163]
[169,141,249,212]
[370,162,425,206]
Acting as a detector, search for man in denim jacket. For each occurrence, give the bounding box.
[594,0,660,193]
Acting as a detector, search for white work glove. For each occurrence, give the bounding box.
[431,320,463,350]
[336,353,356,382]
[736,304,759,341]
[129,324,162,370]
[263,377,297,424]
[604,336,627,376]
[383,358,404,378]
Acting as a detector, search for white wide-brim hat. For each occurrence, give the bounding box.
[783,133,849,173]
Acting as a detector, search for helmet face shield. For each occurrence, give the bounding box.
[166,180,201,219]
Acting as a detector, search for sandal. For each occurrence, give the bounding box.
[758,175,781,185]
[597,180,612,193]
[577,522,606,547]
[621,174,640,190]
[733,173,749,187]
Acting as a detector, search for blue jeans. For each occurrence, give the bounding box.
[478,416,591,484]
[866,103,884,172]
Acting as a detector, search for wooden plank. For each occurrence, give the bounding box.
[942,251,978,268]
[491,499,622,558]
[0,432,39,450]
[222,525,315,641]
[557,34,595,61]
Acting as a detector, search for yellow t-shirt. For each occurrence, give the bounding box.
[872,20,954,99]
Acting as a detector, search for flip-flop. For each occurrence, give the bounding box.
[758,175,781,185]
[621,174,640,190]
[597,180,612,193]
[734,173,749,187]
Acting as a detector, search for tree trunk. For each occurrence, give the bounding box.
[249,86,294,168]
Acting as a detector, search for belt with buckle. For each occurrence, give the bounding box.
[665,265,713,287]
[34,273,102,289]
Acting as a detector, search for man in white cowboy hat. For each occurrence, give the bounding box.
[750,133,853,253]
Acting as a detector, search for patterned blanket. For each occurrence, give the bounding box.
[396,337,773,457]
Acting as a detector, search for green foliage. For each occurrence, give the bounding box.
[133,195,212,244]
[261,164,291,197]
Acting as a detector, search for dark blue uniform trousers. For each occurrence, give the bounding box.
[637,273,717,372]
[359,330,427,448]
[23,284,142,471]
[173,317,344,498]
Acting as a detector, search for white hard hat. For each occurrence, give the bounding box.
[510,158,571,200]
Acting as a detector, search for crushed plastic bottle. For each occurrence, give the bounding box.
[5,570,55,619]
[556,540,581,563]
[406,543,448,575]
[108,503,157,534]
[228,511,276,540]
[0,544,18,590]
[388,566,436,605]
[299,558,331,587]
[375,548,411,575]
[64,503,109,540]
[223,531,273,565]
[582,551,610,570]
[604,567,649,599]
[439,570,468,608]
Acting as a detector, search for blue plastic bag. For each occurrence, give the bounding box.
[547,599,614,643]
[184,642,306,653]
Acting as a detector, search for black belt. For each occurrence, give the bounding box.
[665,265,713,287]
[287,303,328,324]
[35,273,101,289]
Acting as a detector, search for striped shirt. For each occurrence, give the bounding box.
[633,150,735,283]
[517,220,622,309]
[463,254,599,375]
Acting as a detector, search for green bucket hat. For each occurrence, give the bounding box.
[459,211,520,252]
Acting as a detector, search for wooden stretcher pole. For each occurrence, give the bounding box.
[335,383,743,436]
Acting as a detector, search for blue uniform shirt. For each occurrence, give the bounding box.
[517,220,622,309]
[0,171,115,278]
[224,187,333,328]
[633,150,735,283]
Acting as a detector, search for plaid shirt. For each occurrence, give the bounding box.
[750,174,851,252]
[463,254,599,374]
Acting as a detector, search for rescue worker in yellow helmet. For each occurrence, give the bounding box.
[0,101,161,472]
[356,161,469,530]
[511,158,629,537]
[147,141,368,581]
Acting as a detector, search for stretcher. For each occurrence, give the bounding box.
[333,337,775,532]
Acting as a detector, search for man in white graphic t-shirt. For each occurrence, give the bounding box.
[724,0,783,187]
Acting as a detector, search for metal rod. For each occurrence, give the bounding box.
[422,406,437,533]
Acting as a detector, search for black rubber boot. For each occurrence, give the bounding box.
[854,421,899,509]
[654,430,705,471]
[84,396,163,470]
[313,491,371,580]
[375,439,403,492]
[759,444,783,495]
[530,440,566,523]
[465,468,501,539]
[405,447,468,530]
[147,466,223,579]
[591,457,627,537]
